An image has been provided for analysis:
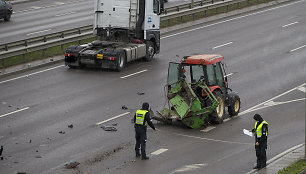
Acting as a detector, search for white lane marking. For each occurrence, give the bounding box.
[212,42,233,50]
[151,148,168,155]
[224,73,234,78]
[169,164,207,174]
[298,86,306,93]
[240,83,306,115]
[289,44,306,52]
[246,143,304,174]
[55,12,75,17]
[31,6,42,9]
[0,107,30,118]
[120,69,147,79]
[174,133,252,145]
[96,112,130,125]
[54,2,65,5]
[161,0,305,40]
[26,29,52,36]
[200,126,216,132]
[0,65,65,85]
[282,21,299,28]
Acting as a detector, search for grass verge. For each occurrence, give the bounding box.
[278,159,306,174]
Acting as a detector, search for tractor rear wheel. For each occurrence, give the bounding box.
[228,96,240,116]
[210,91,225,124]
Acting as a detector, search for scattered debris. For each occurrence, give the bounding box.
[121,105,128,110]
[64,161,80,169]
[59,131,65,134]
[68,124,73,129]
[29,140,31,143]
[0,146,3,156]
[35,156,42,158]
[112,123,118,126]
[0,157,3,160]
[17,107,20,110]
[9,105,12,107]
[36,150,38,152]
[17,172,26,174]
[137,92,145,95]
[50,58,54,62]
[101,125,117,131]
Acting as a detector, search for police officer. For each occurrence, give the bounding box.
[250,114,269,169]
[134,102,156,160]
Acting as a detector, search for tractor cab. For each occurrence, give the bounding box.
[168,54,228,95]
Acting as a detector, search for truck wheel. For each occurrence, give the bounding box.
[4,14,11,21]
[210,91,225,124]
[115,51,126,72]
[228,96,240,117]
[144,41,155,61]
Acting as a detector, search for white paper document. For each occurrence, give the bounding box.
[243,129,253,137]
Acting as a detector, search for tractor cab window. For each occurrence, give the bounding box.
[205,65,217,86]
[191,65,204,83]
[168,62,180,88]
[153,0,160,14]
[214,62,225,88]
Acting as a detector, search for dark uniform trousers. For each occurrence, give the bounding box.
[256,140,267,167]
[135,126,147,157]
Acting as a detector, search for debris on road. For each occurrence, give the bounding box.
[121,105,128,110]
[0,145,3,160]
[29,140,31,143]
[112,123,118,126]
[64,161,80,169]
[101,125,117,131]
[35,156,42,158]
[137,92,145,95]
[68,124,73,129]
[17,172,27,174]
[59,131,65,134]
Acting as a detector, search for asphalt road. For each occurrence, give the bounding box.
[0,0,189,44]
[0,0,305,174]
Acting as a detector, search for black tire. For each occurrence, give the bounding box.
[4,14,11,21]
[210,91,225,124]
[115,51,126,72]
[228,96,240,117]
[144,41,155,62]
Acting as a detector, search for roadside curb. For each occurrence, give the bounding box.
[246,143,305,174]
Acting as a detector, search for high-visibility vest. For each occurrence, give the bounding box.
[255,120,269,138]
[135,110,148,126]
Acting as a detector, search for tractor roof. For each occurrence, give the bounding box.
[183,54,224,65]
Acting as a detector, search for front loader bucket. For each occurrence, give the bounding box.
[155,79,218,129]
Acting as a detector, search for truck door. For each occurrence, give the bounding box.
[144,0,161,32]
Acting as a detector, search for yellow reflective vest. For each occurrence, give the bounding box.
[255,120,269,138]
[135,110,148,126]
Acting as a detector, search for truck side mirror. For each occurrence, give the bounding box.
[160,0,165,14]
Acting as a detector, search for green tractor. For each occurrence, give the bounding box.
[153,54,241,129]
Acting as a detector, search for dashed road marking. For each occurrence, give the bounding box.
[120,69,147,79]
[200,126,216,132]
[169,164,207,174]
[0,107,30,118]
[26,29,52,36]
[55,12,75,17]
[212,42,233,50]
[224,73,234,78]
[282,21,299,28]
[151,148,168,155]
[289,44,306,52]
[96,112,130,125]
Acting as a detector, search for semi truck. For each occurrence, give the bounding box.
[65,0,164,71]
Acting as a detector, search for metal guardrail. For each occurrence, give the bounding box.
[0,0,269,67]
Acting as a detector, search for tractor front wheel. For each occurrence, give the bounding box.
[210,91,225,124]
